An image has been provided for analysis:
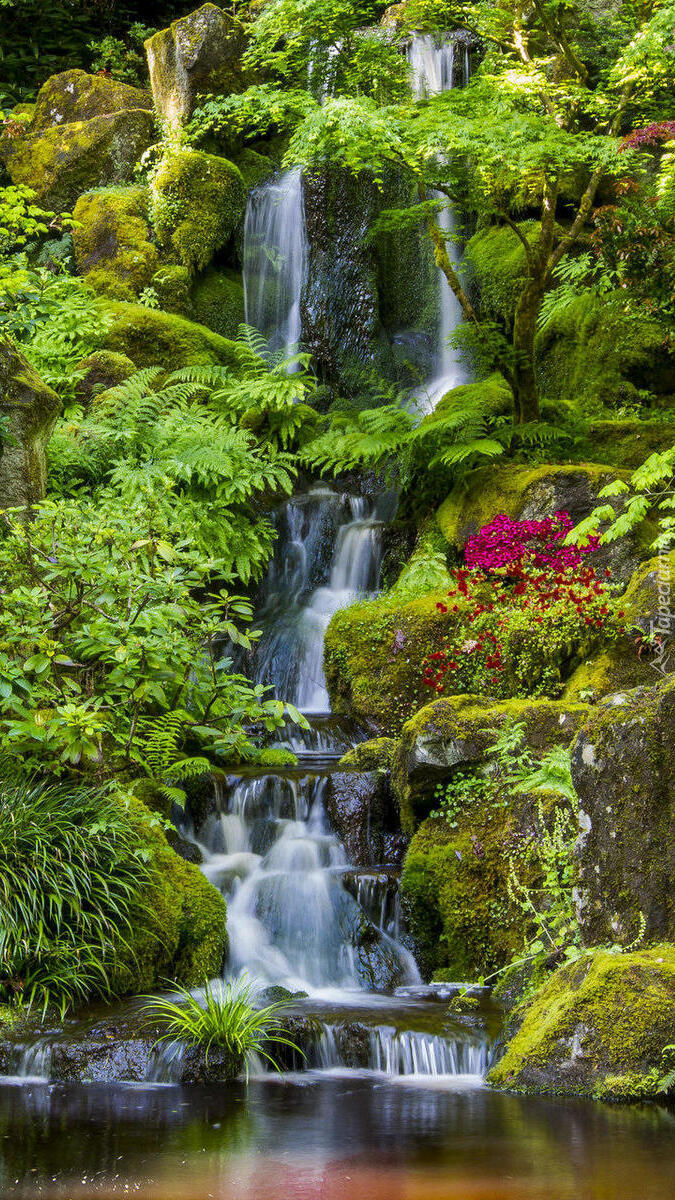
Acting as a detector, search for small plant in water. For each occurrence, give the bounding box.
[142,974,301,1078]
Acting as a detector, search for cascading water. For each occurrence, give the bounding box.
[408,33,471,412]
[243,167,308,359]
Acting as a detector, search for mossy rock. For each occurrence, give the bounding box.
[72,186,159,301]
[338,737,398,772]
[151,264,193,315]
[0,337,60,508]
[30,69,152,129]
[234,147,275,189]
[563,647,656,703]
[437,460,647,585]
[108,795,227,994]
[74,349,137,406]
[145,4,247,126]
[393,693,591,834]
[151,149,246,272]
[536,291,673,410]
[191,267,245,337]
[488,946,675,1099]
[324,591,452,734]
[571,676,675,947]
[1,80,155,210]
[101,301,254,370]
[580,420,675,469]
[424,372,513,425]
[465,223,541,326]
[620,550,675,644]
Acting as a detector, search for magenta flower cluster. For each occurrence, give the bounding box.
[464,511,599,573]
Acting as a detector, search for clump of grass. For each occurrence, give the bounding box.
[142,975,301,1077]
[0,783,150,1017]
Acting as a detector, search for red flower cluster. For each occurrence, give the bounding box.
[464,511,598,574]
[422,514,618,698]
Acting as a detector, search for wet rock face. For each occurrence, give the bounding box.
[325,770,402,867]
[0,71,154,211]
[571,677,675,946]
[302,170,385,379]
[0,338,60,509]
[145,4,246,126]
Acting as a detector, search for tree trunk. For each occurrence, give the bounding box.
[511,277,544,423]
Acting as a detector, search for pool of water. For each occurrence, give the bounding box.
[1,1076,673,1199]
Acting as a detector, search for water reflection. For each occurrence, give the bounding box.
[1,1077,674,1198]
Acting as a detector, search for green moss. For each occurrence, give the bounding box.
[392,694,590,834]
[423,372,513,425]
[465,223,540,325]
[150,265,192,315]
[535,292,673,410]
[562,647,655,703]
[72,186,158,301]
[151,149,246,273]
[0,338,60,508]
[579,420,675,469]
[109,795,227,995]
[1,109,155,211]
[101,301,254,370]
[338,737,398,772]
[191,268,245,337]
[30,69,152,129]
[620,550,675,633]
[488,946,675,1099]
[234,147,274,189]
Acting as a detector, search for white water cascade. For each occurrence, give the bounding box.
[250,488,392,713]
[243,167,308,358]
[409,34,471,412]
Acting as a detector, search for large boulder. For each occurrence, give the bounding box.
[101,301,254,370]
[72,186,159,301]
[324,768,401,867]
[0,71,154,210]
[488,947,675,1100]
[571,678,675,946]
[392,694,591,833]
[151,149,246,272]
[0,338,60,509]
[145,4,246,126]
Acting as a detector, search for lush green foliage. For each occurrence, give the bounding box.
[570,447,675,554]
[0,781,151,1015]
[142,975,301,1076]
[0,498,304,778]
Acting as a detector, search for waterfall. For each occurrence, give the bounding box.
[194,773,419,994]
[243,167,308,358]
[249,489,390,713]
[408,33,471,412]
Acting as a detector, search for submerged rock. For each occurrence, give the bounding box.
[571,677,675,947]
[145,4,247,126]
[0,338,60,509]
[488,946,675,1100]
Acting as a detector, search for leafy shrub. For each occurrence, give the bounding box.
[142,975,300,1077]
[0,499,304,778]
[0,782,150,1015]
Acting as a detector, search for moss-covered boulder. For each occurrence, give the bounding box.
[338,737,398,772]
[437,461,646,584]
[151,149,246,272]
[0,338,60,508]
[145,3,247,125]
[488,947,675,1099]
[151,264,193,315]
[109,796,227,994]
[72,186,159,301]
[101,301,253,370]
[0,71,154,210]
[536,292,673,410]
[234,147,275,189]
[30,69,152,129]
[74,350,137,407]
[191,267,245,336]
[580,419,675,469]
[393,694,590,834]
[563,647,656,704]
[571,678,675,947]
[620,550,675,656]
[466,224,541,326]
